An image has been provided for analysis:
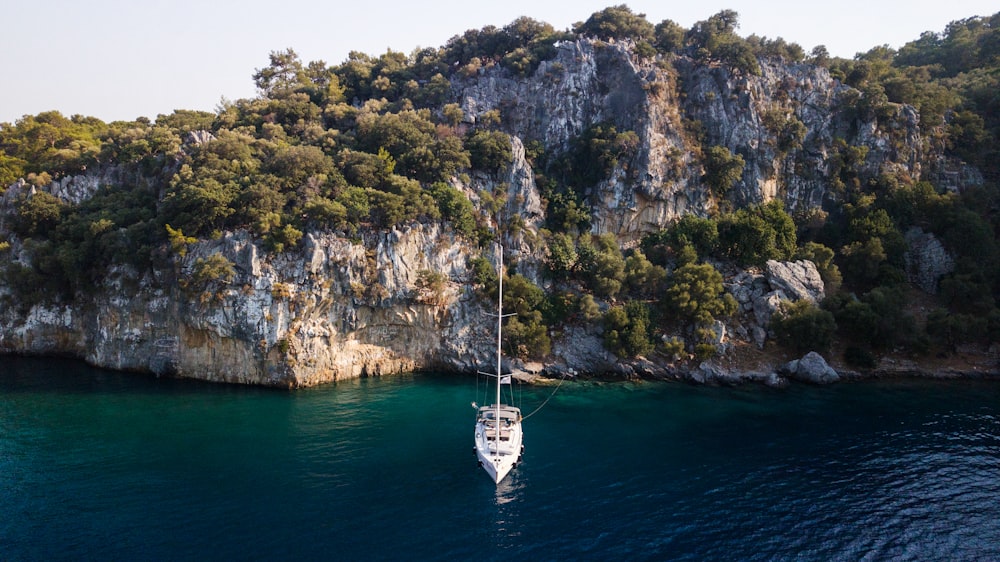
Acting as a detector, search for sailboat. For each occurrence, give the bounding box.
[473,247,523,484]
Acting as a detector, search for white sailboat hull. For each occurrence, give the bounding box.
[473,246,524,484]
[475,405,523,483]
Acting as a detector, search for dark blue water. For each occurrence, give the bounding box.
[2,357,999,561]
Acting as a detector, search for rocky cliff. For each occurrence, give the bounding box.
[0,38,984,386]
[454,39,935,239]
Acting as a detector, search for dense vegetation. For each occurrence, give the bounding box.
[1,6,998,367]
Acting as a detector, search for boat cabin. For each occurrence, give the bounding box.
[477,405,522,441]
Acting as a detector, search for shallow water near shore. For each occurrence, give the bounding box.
[3,356,999,560]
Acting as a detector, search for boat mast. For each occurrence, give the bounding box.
[495,244,503,422]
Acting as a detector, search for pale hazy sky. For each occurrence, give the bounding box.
[2,0,996,124]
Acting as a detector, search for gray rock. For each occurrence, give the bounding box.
[763,372,789,388]
[691,361,727,384]
[727,271,768,311]
[904,227,954,294]
[707,320,728,350]
[753,290,787,327]
[782,351,840,384]
[765,260,825,303]
[752,326,769,349]
[185,130,216,146]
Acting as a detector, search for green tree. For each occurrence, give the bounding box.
[470,256,498,290]
[546,232,578,276]
[335,186,371,227]
[758,200,797,259]
[686,10,761,75]
[662,262,737,326]
[502,274,551,359]
[162,131,259,236]
[604,301,654,358]
[266,144,335,190]
[827,287,917,349]
[574,5,655,42]
[717,201,796,266]
[0,151,27,186]
[156,109,216,134]
[642,214,719,265]
[441,103,464,128]
[12,192,64,237]
[577,234,626,298]
[702,145,745,197]
[265,223,303,253]
[0,111,106,178]
[770,300,837,353]
[466,130,512,172]
[302,197,348,231]
[165,224,197,257]
[560,123,640,190]
[654,19,686,52]
[428,182,476,237]
[505,312,551,359]
[253,48,329,100]
[624,250,666,297]
[796,242,842,294]
[839,238,887,289]
[189,253,235,288]
[926,308,989,352]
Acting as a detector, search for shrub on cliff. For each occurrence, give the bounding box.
[574,5,655,43]
[642,214,719,265]
[428,182,476,238]
[604,301,654,358]
[701,145,745,197]
[770,300,836,353]
[825,287,919,350]
[717,201,796,266]
[12,192,64,238]
[189,253,235,288]
[795,242,842,294]
[624,250,666,298]
[466,130,512,173]
[577,234,626,299]
[502,274,551,359]
[552,123,640,192]
[662,262,736,327]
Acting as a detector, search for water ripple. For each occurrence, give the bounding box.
[3,361,1000,560]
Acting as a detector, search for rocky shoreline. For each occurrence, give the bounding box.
[1,219,994,388]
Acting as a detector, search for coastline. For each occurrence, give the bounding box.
[3,347,997,389]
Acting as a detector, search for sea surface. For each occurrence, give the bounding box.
[2,357,999,561]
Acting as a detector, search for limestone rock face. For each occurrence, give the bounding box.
[185,130,216,146]
[724,260,824,349]
[455,39,710,242]
[765,260,825,303]
[904,227,954,294]
[0,225,486,387]
[454,39,932,247]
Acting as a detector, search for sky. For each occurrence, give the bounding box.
[2,0,997,124]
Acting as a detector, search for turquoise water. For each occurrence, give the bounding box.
[2,357,999,560]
